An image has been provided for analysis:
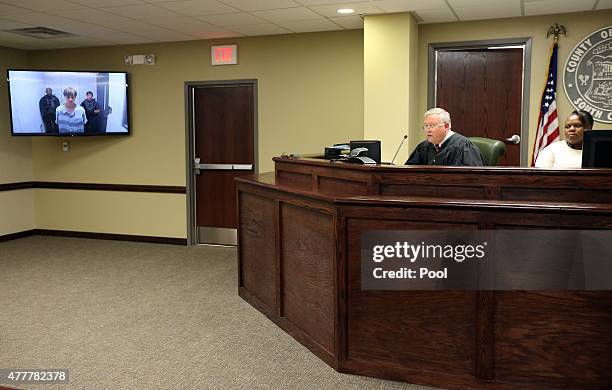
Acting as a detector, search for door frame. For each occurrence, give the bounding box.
[428,38,532,166]
[184,79,258,245]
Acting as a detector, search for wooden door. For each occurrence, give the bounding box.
[435,48,523,166]
[193,83,255,245]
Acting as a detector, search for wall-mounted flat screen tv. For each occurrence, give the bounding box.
[7,69,130,136]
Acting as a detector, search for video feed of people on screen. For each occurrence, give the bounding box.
[8,70,129,135]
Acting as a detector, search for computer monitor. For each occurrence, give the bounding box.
[349,140,381,163]
[582,130,612,168]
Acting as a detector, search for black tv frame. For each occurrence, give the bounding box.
[582,130,612,168]
[6,69,131,137]
[350,140,382,163]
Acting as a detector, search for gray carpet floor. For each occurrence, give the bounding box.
[0,236,436,390]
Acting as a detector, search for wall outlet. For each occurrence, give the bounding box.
[62,141,69,152]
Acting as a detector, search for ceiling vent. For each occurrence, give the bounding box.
[4,27,75,39]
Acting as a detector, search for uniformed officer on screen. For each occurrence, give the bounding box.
[39,88,60,134]
[406,107,485,166]
[81,91,101,133]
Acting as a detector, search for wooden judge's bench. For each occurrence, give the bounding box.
[235,157,612,389]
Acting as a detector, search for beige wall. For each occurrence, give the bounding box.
[364,13,419,163]
[0,46,35,235]
[34,190,185,237]
[416,10,612,163]
[20,30,364,238]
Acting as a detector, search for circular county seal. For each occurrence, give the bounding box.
[564,25,612,123]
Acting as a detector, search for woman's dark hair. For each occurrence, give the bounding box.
[570,109,594,130]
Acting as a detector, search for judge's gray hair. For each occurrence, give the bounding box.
[424,108,451,127]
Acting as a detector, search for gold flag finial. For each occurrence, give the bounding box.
[547,23,567,44]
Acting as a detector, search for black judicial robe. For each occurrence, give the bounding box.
[405,133,486,166]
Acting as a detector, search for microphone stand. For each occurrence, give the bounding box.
[390,135,408,165]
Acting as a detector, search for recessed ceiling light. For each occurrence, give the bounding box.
[337,8,355,14]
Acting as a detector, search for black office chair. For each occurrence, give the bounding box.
[469,137,506,166]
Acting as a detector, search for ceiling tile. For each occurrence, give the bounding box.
[0,0,87,12]
[0,30,45,49]
[48,35,114,47]
[596,0,612,9]
[454,3,521,21]
[448,0,517,7]
[308,2,384,17]
[329,15,363,29]
[103,4,183,20]
[197,12,267,26]
[0,3,32,16]
[0,29,86,49]
[190,30,243,39]
[253,7,324,23]
[23,41,77,50]
[49,20,155,45]
[279,18,343,32]
[146,15,224,35]
[0,10,153,46]
[414,8,458,23]
[4,11,87,31]
[147,15,218,31]
[44,8,186,42]
[372,0,449,12]
[219,0,302,12]
[228,23,292,36]
[296,0,364,4]
[70,0,146,6]
[155,0,239,16]
[524,0,597,16]
[111,22,195,42]
[0,18,32,30]
[48,8,138,28]
[72,30,154,45]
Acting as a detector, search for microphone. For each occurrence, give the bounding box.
[390,134,408,165]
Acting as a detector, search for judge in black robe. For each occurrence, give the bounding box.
[405,107,485,166]
[406,132,486,166]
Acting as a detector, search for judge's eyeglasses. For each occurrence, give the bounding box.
[422,122,447,131]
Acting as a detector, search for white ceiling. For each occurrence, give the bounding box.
[0,0,608,50]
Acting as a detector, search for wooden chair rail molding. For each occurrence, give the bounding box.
[0,181,186,194]
[236,157,612,390]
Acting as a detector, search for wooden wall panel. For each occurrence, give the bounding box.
[281,203,335,354]
[381,184,486,198]
[346,291,477,373]
[318,176,370,196]
[276,170,311,191]
[344,218,479,375]
[494,292,612,389]
[238,192,277,313]
[500,187,612,203]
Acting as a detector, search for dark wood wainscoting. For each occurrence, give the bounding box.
[0,181,186,193]
[0,229,186,245]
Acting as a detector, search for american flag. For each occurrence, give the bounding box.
[532,44,560,166]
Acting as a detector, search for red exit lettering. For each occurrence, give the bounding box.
[215,47,233,63]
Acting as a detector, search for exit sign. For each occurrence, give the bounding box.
[211,45,238,65]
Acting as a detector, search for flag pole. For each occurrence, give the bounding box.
[531,24,567,166]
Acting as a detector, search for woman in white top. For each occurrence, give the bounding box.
[535,110,594,168]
